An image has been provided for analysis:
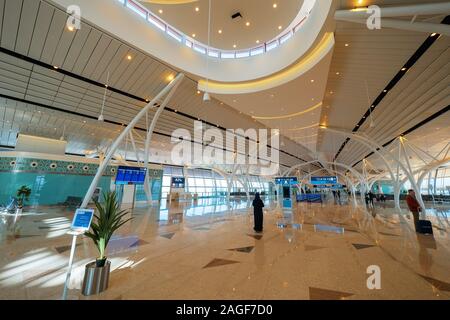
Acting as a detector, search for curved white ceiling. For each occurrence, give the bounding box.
[53,0,332,83]
[139,0,305,50]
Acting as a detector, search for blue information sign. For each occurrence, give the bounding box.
[310,176,338,185]
[275,177,298,185]
[71,208,94,231]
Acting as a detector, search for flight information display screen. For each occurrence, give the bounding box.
[171,177,185,188]
[274,177,298,185]
[115,166,147,185]
[310,176,338,185]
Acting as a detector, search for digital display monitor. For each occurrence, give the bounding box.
[310,176,337,185]
[115,166,147,185]
[171,177,185,188]
[274,177,298,185]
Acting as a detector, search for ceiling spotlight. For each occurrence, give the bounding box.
[126,55,132,60]
[246,22,250,27]
[383,89,387,93]
[330,91,334,94]
[192,33,196,38]
[158,9,163,14]
[233,44,237,48]
[256,40,260,44]
[431,33,437,37]
[197,90,201,94]
[195,7,199,12]
[167,74,174,81]
[278,25,282,30]
[218,29,222,34]
[310,79,314,83]
[336,72,340,75]
[273,3,278,8]
[53,66,59,69]
[67,26,75,32]
[345,43,349,47]
[401,67,407,71]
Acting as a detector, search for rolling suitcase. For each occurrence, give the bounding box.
[418,220,433,235]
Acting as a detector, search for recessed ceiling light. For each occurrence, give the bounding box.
[401,67,407,71]
[310,79,314,83]
[197,90,201,94]
[233,44,237,48]
[273,3,278,8]
[330,91,334,94]
[246,22,250,27]
[336,72,340,75]
[167,74,174,81]
[67,26,75,32]
[278,25,282,30]
[53,66,59,69]
[357,0,363,4]
[256,40,260,44]
[218,29,222,34]
[431,33,437,37]
[192,33,196,38]
[126,55,132,60]
[158,9,163,14]
[345,43,349,47]
[383,89,387,92]
[195,7,199,12]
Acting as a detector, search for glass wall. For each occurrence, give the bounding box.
[159,165,271,199]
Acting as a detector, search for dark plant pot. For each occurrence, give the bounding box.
[81,260,110,296]
[96,257,107,267]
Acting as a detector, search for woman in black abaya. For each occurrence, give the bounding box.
[252,193,264,232]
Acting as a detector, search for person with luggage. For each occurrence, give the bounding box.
[406,189,421,232]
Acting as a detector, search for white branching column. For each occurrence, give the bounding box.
[80,73,184,209]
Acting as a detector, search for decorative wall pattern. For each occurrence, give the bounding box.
[0,157,116,176]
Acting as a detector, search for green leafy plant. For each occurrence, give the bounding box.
[85,191,132,267]
[16,186,31,208]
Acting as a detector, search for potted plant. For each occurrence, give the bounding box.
[82,191,132,296]
[16,186,31,214]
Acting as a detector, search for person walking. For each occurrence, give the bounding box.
[406,189,421,232]
[252,193,264,233]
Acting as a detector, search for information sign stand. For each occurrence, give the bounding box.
[61,208,94,300]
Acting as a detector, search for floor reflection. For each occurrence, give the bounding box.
[0,197,449,299]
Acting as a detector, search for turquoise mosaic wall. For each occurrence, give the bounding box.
[0,157,116,206]
[0,156,165,206]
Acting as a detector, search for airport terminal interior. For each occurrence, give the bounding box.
[0,0,449,301]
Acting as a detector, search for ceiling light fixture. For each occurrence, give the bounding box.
[345,43,349,47]
[246,22,250,26]
[158,9,163,14]
[336,72,340,75]
[310,79,314,83]
[233,44,237,48]
[192,33,196,38]
[218,29,222,34]
[68,26,75,32]
[203,0,212,102]
[401,67,407,71]
[126,55,132,60]
[431,33,437,37]
[195,7,199,12]
[273,3,278,8]
[278,25,282,30]
[167,74,174,82]
[256,40,260,44]
[98,71,109,121]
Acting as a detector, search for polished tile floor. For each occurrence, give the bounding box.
[0,196,449,300]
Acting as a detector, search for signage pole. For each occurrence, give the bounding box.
[62,233,78,300]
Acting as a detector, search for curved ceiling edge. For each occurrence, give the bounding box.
[197,32,334,94]
[51,0,332,83]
